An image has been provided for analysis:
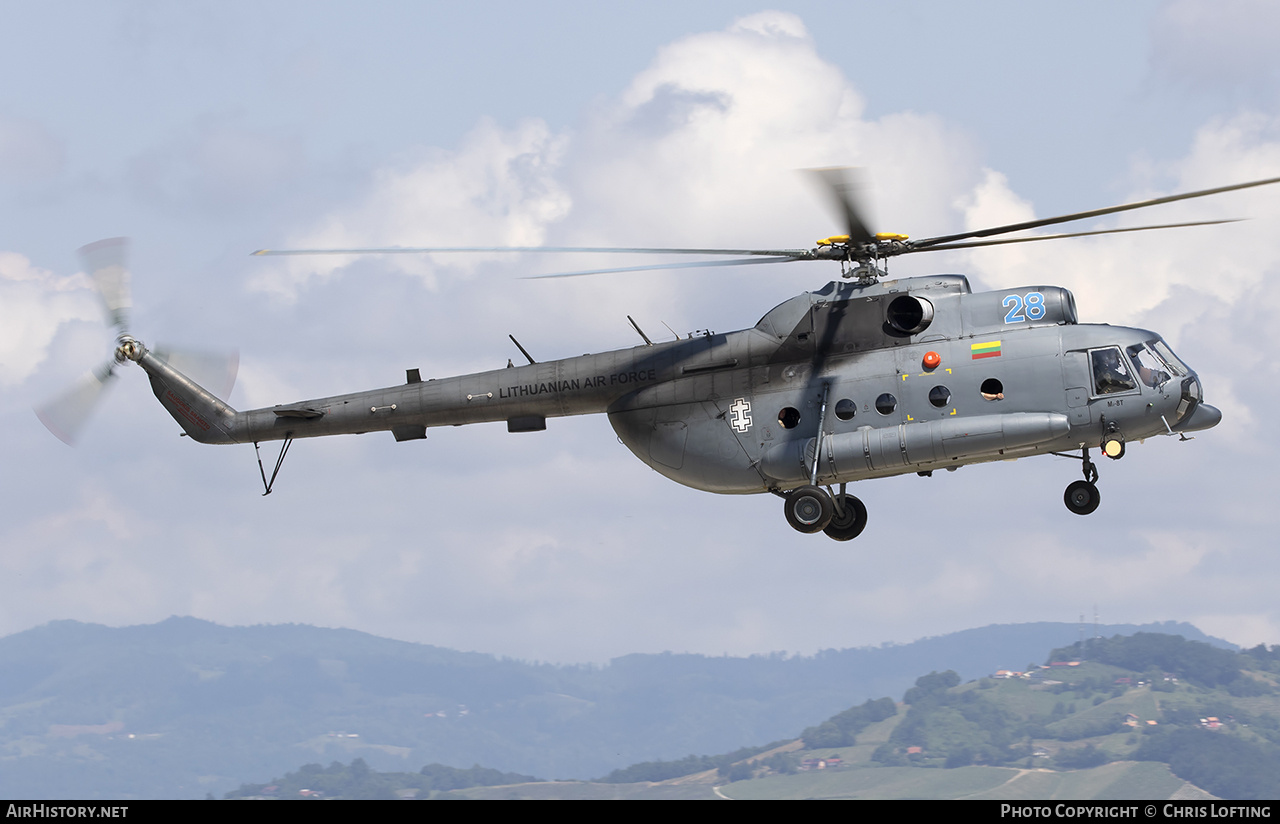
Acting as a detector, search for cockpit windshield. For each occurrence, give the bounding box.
[1125,342,1173,389]
[1090,339,1196,399]
[1150,338,1190,377]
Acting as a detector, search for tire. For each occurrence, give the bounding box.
[824,494,868,541]
[1064,480,1101,515]
[784,485,834,534]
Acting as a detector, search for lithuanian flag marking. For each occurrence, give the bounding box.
[971,340,1002,360]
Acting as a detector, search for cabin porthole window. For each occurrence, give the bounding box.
[980,378,1004,401]
[928,386,951,408]
[835,399,857,421]
[778,407,801,429]
[875,393,897,415]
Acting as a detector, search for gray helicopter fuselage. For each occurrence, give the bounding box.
[138,274,1214,495]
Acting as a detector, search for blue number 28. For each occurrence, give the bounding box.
[1003,292,1046,323]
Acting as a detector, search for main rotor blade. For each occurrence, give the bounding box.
[912,175,1280,250]
[79,237,131,337]
[805,167,876,245]
[913,219,1242,252]
[35,360,117,446]
[151,345,239,401]
[252,245,809,258]
[522,255,806,279]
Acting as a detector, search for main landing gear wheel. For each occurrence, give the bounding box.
[823,494,868,541]
[783,485,834,534]
[1064,480,1101,515]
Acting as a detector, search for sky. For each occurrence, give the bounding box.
[4,0,1280,664]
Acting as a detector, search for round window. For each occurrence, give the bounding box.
[835,399,857,421]
[875,393,897,415]
[980,378,1004,400]
[929,385,950,408]
[778,407,801,429]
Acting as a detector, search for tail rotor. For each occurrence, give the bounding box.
[34,238,237,445]
[35,359,120,446]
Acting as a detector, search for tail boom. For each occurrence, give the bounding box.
[138,342,674,446]
[137,350,239,444]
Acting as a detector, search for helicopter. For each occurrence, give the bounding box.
[37,170,1280,540]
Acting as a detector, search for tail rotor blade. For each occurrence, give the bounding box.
[79,237,131,338]
[805,167,877,245]
[35,360,118,445]
[151,345,239,400]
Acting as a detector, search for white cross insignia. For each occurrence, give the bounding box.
[729,397,752,433]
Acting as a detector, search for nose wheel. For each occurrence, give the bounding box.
[1062,447,1101,515]
[1064,480,1101,515]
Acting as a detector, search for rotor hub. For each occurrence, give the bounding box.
[114,336,143,363]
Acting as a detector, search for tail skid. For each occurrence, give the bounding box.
[139,346,295,494]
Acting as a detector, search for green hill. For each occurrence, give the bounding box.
[233,632,1280,800]
[0,617,1263,799]
[717,634,1279,800]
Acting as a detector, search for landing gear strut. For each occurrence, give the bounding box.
[1062,447,1101,515]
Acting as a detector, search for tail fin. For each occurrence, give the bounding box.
[137,348,240,444]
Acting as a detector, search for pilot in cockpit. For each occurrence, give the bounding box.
[1126,343,1171,389]
[1092,347,1136,394]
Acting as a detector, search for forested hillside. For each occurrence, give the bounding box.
[227,633,1280,800]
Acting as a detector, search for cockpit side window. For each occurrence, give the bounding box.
[1090,347,1136,395]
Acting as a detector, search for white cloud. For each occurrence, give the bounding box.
[957,111,1280,323]
[250,117,571,301]
[957,169,1036,233]
[0,252,98,387]
[255,12,983,316]
[568,11,976,252]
